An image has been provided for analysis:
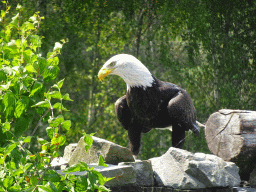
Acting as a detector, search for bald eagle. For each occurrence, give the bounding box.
[98,54,200,155]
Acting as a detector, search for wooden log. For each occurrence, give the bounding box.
[205,109,256,179]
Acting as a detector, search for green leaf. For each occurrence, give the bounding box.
[24,163,33,172]
[46,91,62,99]
[37,137,47,145]
[10,148,23,167]
[61,120,71,131]
[5,143,17,156]
[84,133,93,152]
[98,154,107,167]
[0,71,7,82]
[52,151,60,158]
[79,162,89,171]
[59,135,66,146]
[44,170,61,182]
[57,115,64,123]
[88,170,98,187]
[49,182,58,192]
[41,144,48,151]
[30,81,43,97]
[18,81,27,91]
[1,10,6,18]
[46,127,58,139]
[52,57,59,66]
[30,175,38,186]
[22,21,35,30]
[2,91,15,119]
[43,65,60,82]
[76,176,88,191]
[52,102,69,111]
[52,102,61,110]
[51,135,66,146]
[47,51,55,59]
[12,169,23,177]
[25,64,37,73]
[57,79,64,89]
[62,93,73,101]
[32,100,50,108]
[2,122,10,133]
[30,35,41,51]
[23,136,31,143]
[9,185,23,191]
[90,170,110,186]
[23,49,34,64]
[14,96,29,118]
[47,56,59,66]
[38,57,47,74]
[14,114,31,137]
[55,181,65,192]
[97,185,111,192]
[48,115,64,127]
[3,177,13,188]
[38,185,54,192]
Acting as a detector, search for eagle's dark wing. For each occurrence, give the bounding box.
[115,95,150,155]
[115,95,131,131]
[167,89,200,148]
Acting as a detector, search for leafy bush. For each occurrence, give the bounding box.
[0,2,110,192]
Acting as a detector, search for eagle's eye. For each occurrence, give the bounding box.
[109,62,115,67]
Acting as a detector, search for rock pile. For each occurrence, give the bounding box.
[53,136,244,190]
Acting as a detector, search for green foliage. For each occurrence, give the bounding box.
[63,159,111,192]
[0,3,110,192]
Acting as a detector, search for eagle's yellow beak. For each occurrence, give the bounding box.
[97,68,113,81]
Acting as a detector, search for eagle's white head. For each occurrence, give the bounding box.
[98,54,154,90]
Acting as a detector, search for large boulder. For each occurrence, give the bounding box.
[67,136,134,166]
[150,147,241,189]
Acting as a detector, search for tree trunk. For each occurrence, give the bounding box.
[205,109,256,180]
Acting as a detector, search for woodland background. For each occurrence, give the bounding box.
[2,0,256,160]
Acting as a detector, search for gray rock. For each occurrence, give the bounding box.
[150,147,241,189]
[63,143,77,162]
[119,160,154,186]
[57,163,136,187]
[68,136,134,166]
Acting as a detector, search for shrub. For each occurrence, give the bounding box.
[0,2,110,191]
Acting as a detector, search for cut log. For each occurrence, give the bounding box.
[205,109,256,180]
